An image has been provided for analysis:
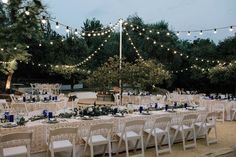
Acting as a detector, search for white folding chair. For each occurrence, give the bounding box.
[82,123,113,157]
[195,112,217,145]
[11,102,28,116]
[47,127,77,157]
[212,102,225,123]
[0,132,32,157]
[116,120,145,157]
[231,102,236,121]
[145,116,172,156]
[0,99,10,111]
[171,114,198,150]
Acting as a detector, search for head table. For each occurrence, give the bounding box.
[0,108,207,154]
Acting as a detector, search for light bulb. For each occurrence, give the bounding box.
[41,16,47,24]
[25,7,30,15]
[75,29,78,35]
[66,26,70,33]
[2,0,8,4]
[214,29,217,34]
[229,26,233,32]
[55,22,60,29]
[199,30,203,35]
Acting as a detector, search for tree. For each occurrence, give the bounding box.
[85,56,170,93]
[0,0,45,93]
[208,62,236,95]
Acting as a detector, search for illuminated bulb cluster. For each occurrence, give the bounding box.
[171,65,209,74]
[126,22,235,37]
[129,26,228,65]
[76,34,112,67]
[50,19,120,38]
[125,31,144,61]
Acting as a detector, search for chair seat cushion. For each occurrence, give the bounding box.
[144,128,165,136]
[117,131,140,140]
[171,125,192,131]
[83,135,108,145]
[3,146,27,157]
[52,140,73,151]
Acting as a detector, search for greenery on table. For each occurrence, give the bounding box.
[78,105,127,117]
[16,117,28,125]
[29,115,46,121]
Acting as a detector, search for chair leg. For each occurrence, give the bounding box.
[193,128,197,148]
[46,148,49,157]
[73,145,76,157]
[84,143,87,153]
[116,138,122,155]
[145,134,151,149]
[141,135,145,157]
[222,111,225,123]
[154,135,159,157]
[172,129,178,145]
[214,126,218,144]
[232,112,236,121]
[103,144,108,157]
[51,150,54,157]
[181,131,186,150]
[90,145,94,157]
[108,140,112,157]
[27,147,30,157]
[205,128,209,146]
[167,132,172,153]
[125,139,129,157]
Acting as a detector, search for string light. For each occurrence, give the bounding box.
[199,30,203,35]
[66,26,70,33]
[125,31,144,61]
[25,7,30,15]
[214,29,217,34]
[2,0,8,4]
[124,21,236,38]
[41,16,47,24]
[75,29,78,35]
[126,23,230,65]
[55,22,60,29]
[77,33,112,67]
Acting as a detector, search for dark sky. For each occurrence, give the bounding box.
[43,0,236,42]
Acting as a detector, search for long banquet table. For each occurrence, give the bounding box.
[0,108,207,155]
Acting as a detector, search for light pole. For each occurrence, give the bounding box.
[119,19,123,106]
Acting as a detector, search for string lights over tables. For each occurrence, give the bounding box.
[124,22,233,66]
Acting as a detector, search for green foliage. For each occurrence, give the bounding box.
[84,56,170,92]
[0,0,45,74]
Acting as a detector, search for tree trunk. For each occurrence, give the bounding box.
[5,72,13,94]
